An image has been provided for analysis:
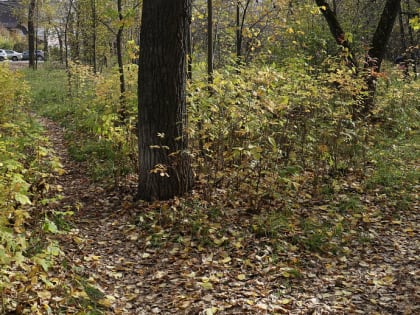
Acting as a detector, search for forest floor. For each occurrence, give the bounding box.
[42,118,419,315]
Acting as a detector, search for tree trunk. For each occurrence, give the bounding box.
[117,0,127,122]
[367,0,401,72]
[137,0,194,201]
[236,0,251,66]
[236,1,241,63]
[43,28,49,54]
[55,26,64,64]
[315,0,401,118]
[398,2,407,51]
[405,0,418,77]
[28,0,36,69]
[361,0,401,116]
[91,0,97,73]
[208,0,214,83]
[314,0,358,69]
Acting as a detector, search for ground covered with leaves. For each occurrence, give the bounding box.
[39,116,418,315]
[3,64,415,314]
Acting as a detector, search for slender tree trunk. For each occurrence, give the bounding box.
[405,0,418,77]
[236,0,252,66]
[43,28,48,54]
[117,0,127,122]
[64,0,74,97]
[28,0,36,69]
[64,0,73,69]
[208,0,213,83]
[73,5,80,61]
[367,0,401,72]
[315,0,401,118]
[236,1,241,63]
[64,19,69,69]
[398,3,407,51]
[361,0,401,116]
[55,26,64,64]
[314,0,358,69]
[137,0,194,201]
[91,0,97,73]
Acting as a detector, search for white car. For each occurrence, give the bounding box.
[0,49,7,61]
[4,50,22,61]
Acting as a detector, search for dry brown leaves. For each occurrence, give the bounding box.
[42,119,418,315]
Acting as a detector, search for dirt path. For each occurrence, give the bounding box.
[42,118,419,315]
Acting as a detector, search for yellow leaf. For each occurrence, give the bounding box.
[71,290,88,299]
[362,216,371,223]
[233,241,242,249]
[404,227,414,236]
[98,295,115,307]
[237,274,246,281]
[73,236,84,244]
[84,254,101,261]
[198,282,213,290]
[37,291,51,299]
[205,307,218,315]
[220,256,231,264]
[280,298,292,305]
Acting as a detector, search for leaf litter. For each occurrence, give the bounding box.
[40,118,418,314]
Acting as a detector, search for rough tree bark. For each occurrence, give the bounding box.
[137,0,194,201]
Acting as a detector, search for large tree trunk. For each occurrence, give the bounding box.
[137,0,194,201]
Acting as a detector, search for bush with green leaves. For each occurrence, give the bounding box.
[188,57,367,209]
[0,65,63,313]
[1,64,109,314]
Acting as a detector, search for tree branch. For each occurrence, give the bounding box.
[314,0,358,68]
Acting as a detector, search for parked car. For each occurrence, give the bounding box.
[4,50,22,61]
[22,50,45,61]
[0,49,8,61]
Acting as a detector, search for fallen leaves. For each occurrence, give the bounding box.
[2,117,416,315]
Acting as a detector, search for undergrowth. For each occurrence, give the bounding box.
[25,62,138,185]
[24,57,419,260]
[1,64,109,314]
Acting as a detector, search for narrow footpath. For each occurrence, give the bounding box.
[42,118,419,315]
